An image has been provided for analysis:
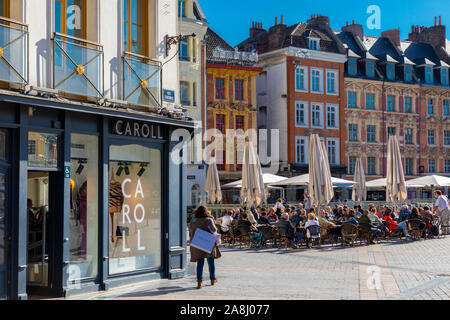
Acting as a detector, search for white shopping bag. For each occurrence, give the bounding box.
[187,261,197,276]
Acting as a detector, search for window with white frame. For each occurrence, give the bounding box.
[429,159,436,173]
[425,66,433,84]
[367,157,377,175]
[405,158,414,176]
[427,98,435,115]
[366,93,375,110]
[367,125,376,143]
[348,156,357,175]
[387,95,396,112]
[348,91,357,108]
[405,128,413,145]
[348,59,357,75]
[308,38,320,50]
[311,103,323,127]
[445,160,450,173]
[404,97,413,113]
[311,68,323,93]
[326,104,338,129]
[349,124,358,142]
[441,68,449,86]
[295,137,308,164]
[295,101,308,127]
[443,100,450,116]
[327,139,339,165]
[428,129,435,145]
[444,130,450,146]
[326,70,338,94]
[295,66,308,91]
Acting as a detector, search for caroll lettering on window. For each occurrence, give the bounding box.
[112,120,165,139]
[121,178,147,252]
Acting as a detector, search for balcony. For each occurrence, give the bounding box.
[52,33,104,99]
[0,17,28,85]
[123,52,161,109]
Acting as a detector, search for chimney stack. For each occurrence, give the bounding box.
[439,16,442,26]
[275,16,278,25]
[341,20,364,39]
[435,16,437,26]
[382,28,401,47]
[281,15,284,25]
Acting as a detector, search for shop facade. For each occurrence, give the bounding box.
[0,97,192,299]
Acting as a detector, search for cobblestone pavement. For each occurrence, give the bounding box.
[68,236,450,300]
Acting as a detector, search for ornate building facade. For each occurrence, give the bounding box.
[337,18,450,193]
[178,0,208,209]
[237,15,348,179]
[205,28,261,188]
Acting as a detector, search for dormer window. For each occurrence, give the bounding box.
[386,64,395,80]
[404,65,413,82]
[366,61,375,77]
[308,38,320,51]
[425,65,433,84]
[441,68,449,86]
[348,58,357,76]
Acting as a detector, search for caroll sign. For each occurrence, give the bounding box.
[112,120,165,140]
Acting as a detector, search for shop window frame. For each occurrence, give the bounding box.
[105,137,166,279]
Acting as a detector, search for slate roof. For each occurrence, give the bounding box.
[338,29,450,86]
[236,18,346,55]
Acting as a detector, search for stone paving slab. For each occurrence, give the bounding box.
[66,236,450,300]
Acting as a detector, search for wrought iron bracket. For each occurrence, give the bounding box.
[165,33,196,57]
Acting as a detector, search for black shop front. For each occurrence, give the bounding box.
[0,95,192,299]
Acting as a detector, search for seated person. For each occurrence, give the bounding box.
[274,213,296,244]
[217,210,233,235]
[267,208,278,222]
[238,213,259,232]
[399,205,412,222]
[290,210,303,227]
[359,210,381,244]
[318,210,341,237]
[343,210,359,226]
[258,209,271,225]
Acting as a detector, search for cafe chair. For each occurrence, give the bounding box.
[306,225,321,249]
[341,223,358,248]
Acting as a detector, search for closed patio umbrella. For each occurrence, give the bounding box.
[352,157,367,203]
[205,154,222,204]
[240,138,265,208]
[386,136,407,203]
[308,134,334,209]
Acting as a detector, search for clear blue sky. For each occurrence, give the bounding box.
[198,0,450,47]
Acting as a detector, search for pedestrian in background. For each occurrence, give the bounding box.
[189,205,221,289]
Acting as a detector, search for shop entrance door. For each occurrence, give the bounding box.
[0,128,10,300]
[0,168,9,300]
[26,171,56,297]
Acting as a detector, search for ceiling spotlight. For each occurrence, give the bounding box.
[137,163,148,177]
[116,162,124,177]
[124,165,130,176]
[76,163,85,175]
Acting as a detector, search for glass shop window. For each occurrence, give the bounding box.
[69,134,98,279]
[27,132,58,169]
[108,144,162,275]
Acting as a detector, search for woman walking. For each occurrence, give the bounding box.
[189,205,221,289]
